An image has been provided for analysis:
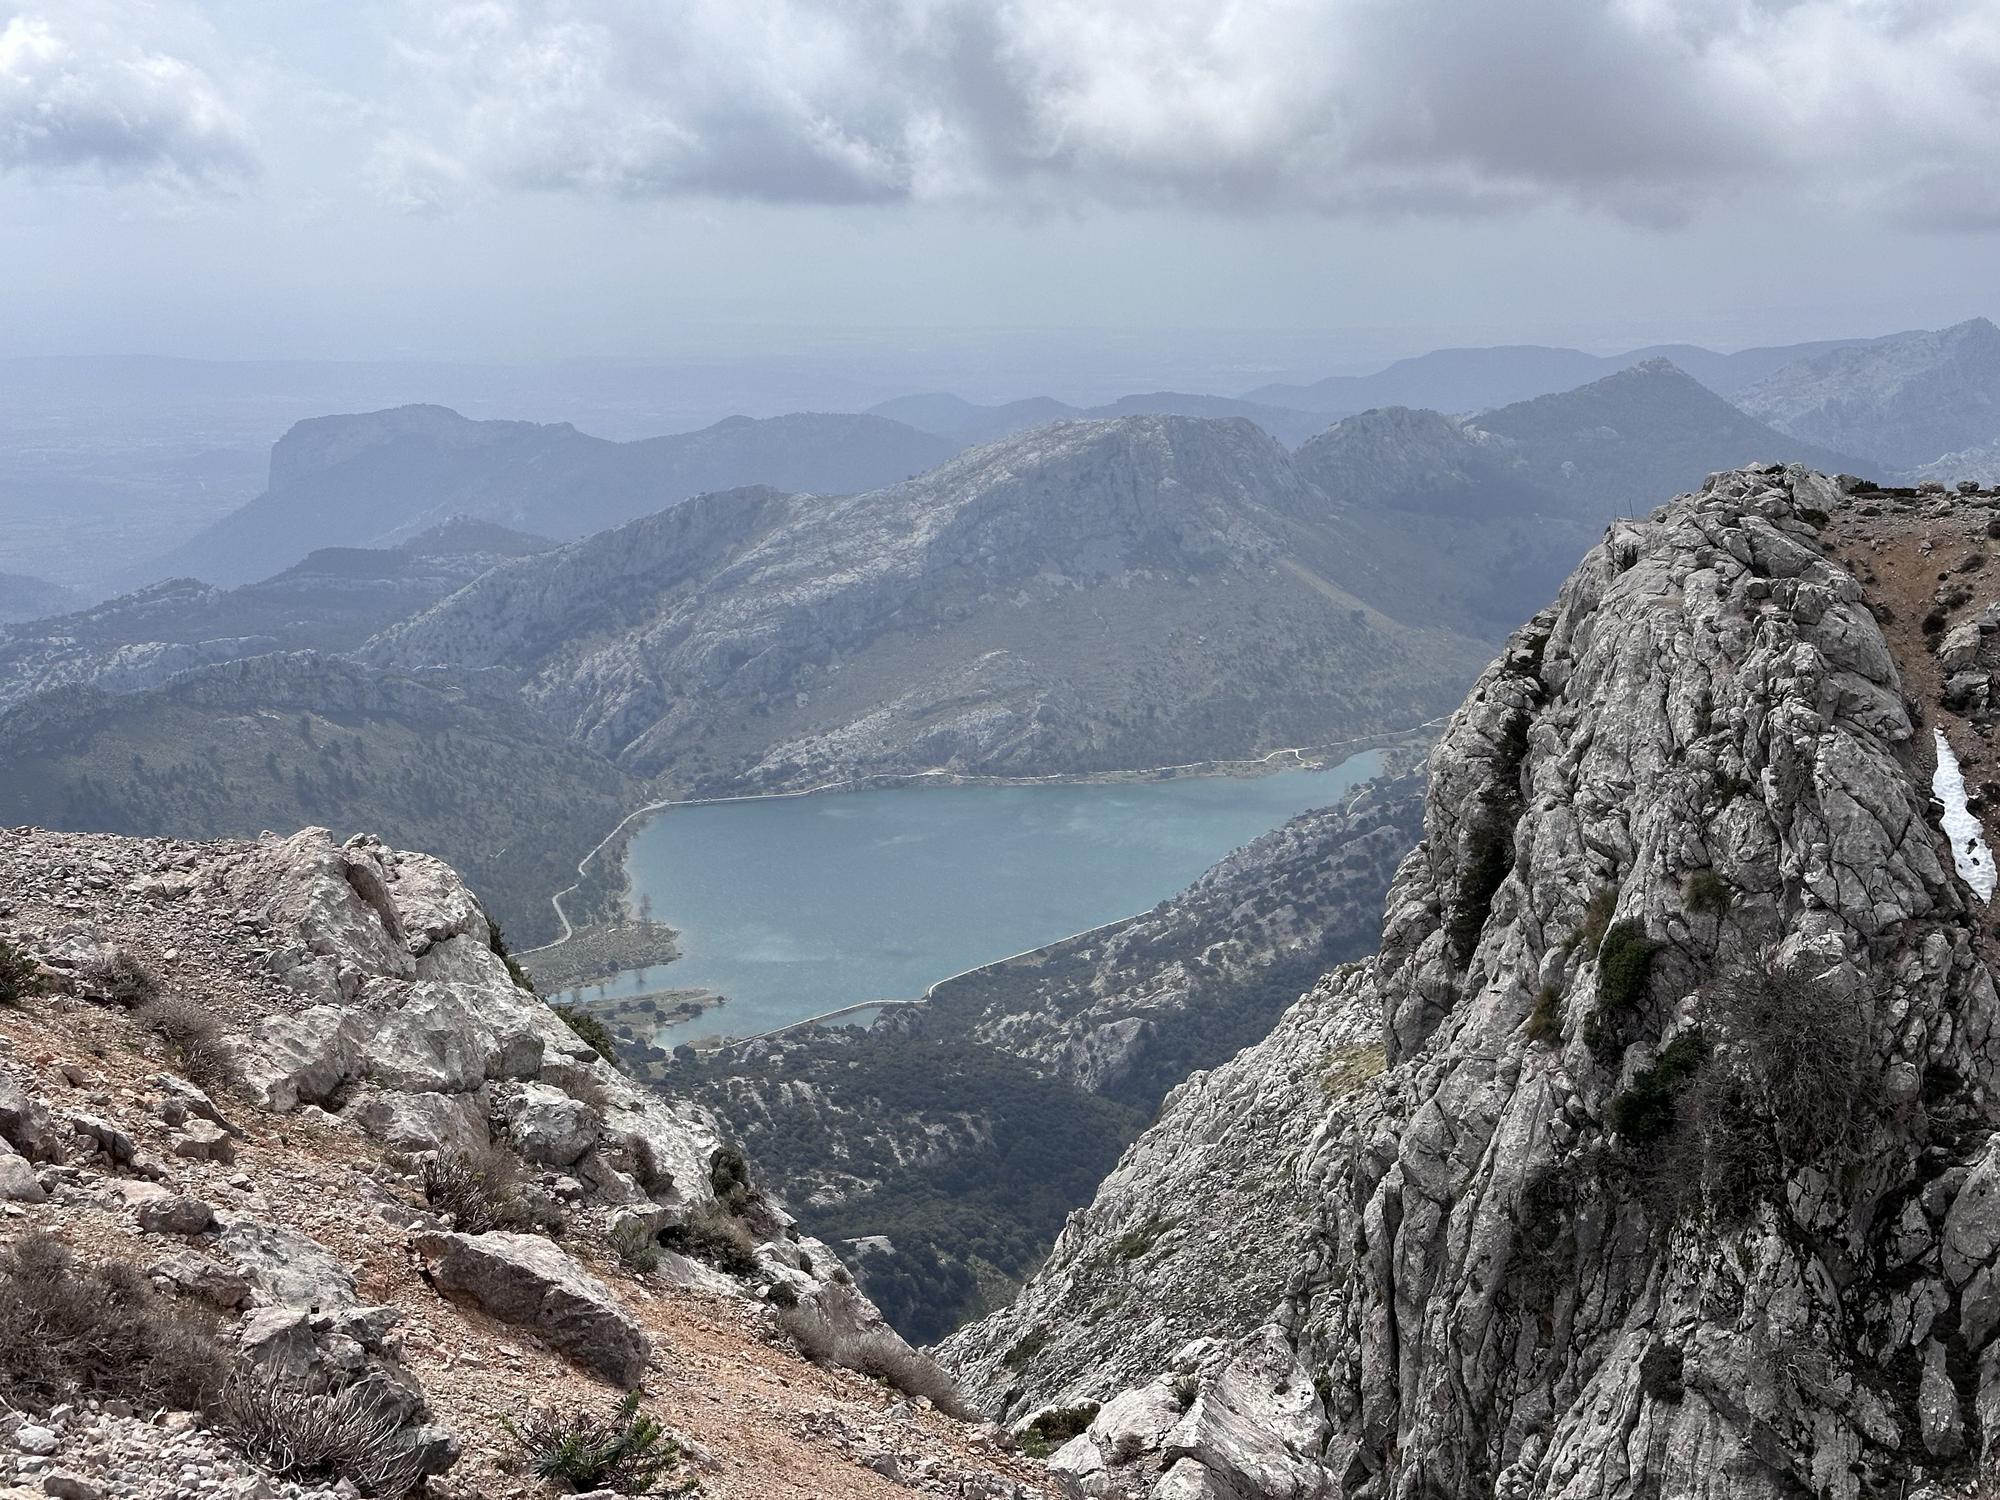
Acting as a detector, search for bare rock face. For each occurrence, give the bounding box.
[945,466,2000,1499]
[414,1230,650,1387]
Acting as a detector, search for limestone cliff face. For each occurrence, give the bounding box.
[943,465,2000,1499]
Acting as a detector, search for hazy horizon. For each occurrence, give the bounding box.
[4,2,1997,366]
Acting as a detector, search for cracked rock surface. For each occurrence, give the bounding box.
[943,466,2000,1500]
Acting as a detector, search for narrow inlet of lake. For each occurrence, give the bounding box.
[563,751,1384,1043]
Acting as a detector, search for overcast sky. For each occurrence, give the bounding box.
[3,0,1998,365]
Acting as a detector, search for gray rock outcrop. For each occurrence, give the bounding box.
[945,465,2000,1499]
[414,1230,650,1387]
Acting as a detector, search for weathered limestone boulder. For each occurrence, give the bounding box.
[169,1119,234,1164]
[0,1142,45,1203]
[240,1004,367,1112]
[136,1194,214,1236]
[501,1082,600,1168]
[0,1075,60,1161]
[413,1230,648,1387]
[147,1251,251,1309]
[345,1086,490,1157]
[214,1217,357,1311]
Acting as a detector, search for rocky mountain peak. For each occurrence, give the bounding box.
[942,463,2000,1500]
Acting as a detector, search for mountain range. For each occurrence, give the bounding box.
[1737,315,2000,470]
[136,405,956,587]
[1240,333,1882,413]
[365,417,1491,789]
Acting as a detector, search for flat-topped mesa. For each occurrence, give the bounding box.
[942,464,2000,1500]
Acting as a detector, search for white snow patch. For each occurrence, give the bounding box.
[1933,729,1995,901]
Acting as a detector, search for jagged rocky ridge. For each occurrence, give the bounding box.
[942,465,2000,1499]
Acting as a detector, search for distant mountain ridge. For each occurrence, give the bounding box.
[0,571,84,625]
[133,404,955,588]
[1242,334,1885,415]
[1737,316,2000,469]
[1294,359,1873,635]
[367,416,1495,790]
[868,389,1329,447]
[0,520,556,712]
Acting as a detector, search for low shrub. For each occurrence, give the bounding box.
[80,946,161,1004]
[503,1390,682,1495]
[419,1146,537,1235]
[223,1367,429,1498]
[1705,957,1868,1162]
[1525,985,1564,1045]
[1446,802,1515,963]
[659,1204,759,1277]
[774,1304,967,1416]
[1563,888,1617,958]
[1018,1403,1099,1458]
[551,1003,619,1064]
[139,994,237,1088]
[709,1144,753,1209]
[0,1232,228,1414]
[1596,919,1661,1014]
[486,919,537,994]
[0,937,41,1005]
[1681,870,1733,917]
[609,1218,660,1273]
[1609,1029,1713,1144]
[1114,1217,1176,1261]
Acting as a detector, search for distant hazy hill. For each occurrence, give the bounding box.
[868,389,1327,447]
[0,571,83,625]
[0,652,634,944]
[0,519,554,711]
[1294,361,1875,635]
[1245,335,1877,416]
[135,404,955,587]
[1736,317,2000,469]
[369,417,1495,790]
[1475,359,1871,505]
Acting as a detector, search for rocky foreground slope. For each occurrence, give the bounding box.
[0,825,1052,1498]
[942,465,2000,1499]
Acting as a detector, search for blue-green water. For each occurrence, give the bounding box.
[564,752,1383,1043]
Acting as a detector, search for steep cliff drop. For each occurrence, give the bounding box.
[943,465,2000,1500]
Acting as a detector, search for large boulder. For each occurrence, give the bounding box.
[214,1218,357,1312]
[501,1083,600,1169]
[413,1230,648,1387]
[0,1075,60,1162]
[240,1005,367,1112]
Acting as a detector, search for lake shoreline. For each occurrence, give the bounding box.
[522,722,1441,977]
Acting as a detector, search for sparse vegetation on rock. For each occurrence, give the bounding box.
[503,1390,684,1495]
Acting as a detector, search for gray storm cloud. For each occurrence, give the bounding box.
[0,9,254,184]
[373,0,2000,225]
[5,0,1998,228]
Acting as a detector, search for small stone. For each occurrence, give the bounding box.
[137,1195,215,1237]
[42,1474,105,1500]
[169,1121,234,1165]
[12,1425,57,1456]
